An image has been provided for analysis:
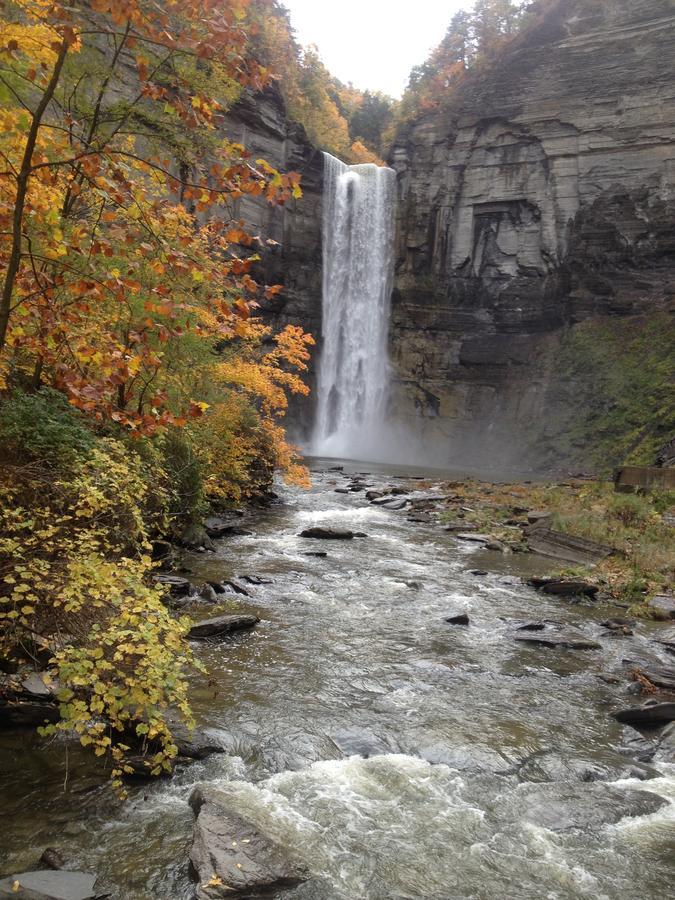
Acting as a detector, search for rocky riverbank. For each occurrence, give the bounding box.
[1,463,674,898]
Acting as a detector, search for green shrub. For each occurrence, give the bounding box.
[607,492,652,528]
[160,428,207,526]
[0,387,95,469]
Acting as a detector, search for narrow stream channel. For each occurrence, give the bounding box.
[2,461,674,899]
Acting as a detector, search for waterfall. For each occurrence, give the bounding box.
[312,152,397,460]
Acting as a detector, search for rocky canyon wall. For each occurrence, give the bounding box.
[220,87,324,441]
[390,0,675,470]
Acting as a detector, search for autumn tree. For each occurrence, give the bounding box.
[0,0,314,788]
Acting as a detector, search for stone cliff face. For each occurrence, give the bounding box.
[391,0,675,468]
[221,87,324,439]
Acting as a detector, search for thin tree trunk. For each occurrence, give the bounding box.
[0,39,70,352]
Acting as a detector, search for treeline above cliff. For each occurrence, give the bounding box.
[392,0,550,134]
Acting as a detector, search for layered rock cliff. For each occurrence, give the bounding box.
[221,87,324,437]
[390,0,675,469]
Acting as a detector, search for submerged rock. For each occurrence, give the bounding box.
[653,626,675,654]
[514,783,666,832]
[514,627,601,650]
[189,786,308,899]
[303,551,327,558]
[187,615,260,640]
[299,527,366,540]
[0,871,97,899]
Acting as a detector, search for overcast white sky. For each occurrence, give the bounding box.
[280,1,467,98]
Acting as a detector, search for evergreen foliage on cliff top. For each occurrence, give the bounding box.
[389,0,546,142]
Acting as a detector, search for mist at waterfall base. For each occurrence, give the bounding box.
[311,152,418,465]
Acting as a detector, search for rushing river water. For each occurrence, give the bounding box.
[2,461,674,899]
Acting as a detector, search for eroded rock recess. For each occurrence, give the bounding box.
[389,0,675,467]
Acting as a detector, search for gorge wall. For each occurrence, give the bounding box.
[220,87,324,438]
[224,0,675,470]
[390,0,675,470]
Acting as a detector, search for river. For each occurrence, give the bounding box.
[1,460,674,899]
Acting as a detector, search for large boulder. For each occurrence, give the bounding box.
[187,615,260,640]
[189,786,308,898]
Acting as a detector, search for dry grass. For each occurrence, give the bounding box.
[436,478,675,614]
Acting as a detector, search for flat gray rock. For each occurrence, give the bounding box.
[187,615,260,640]
[514,783,666,832]
[0,871,96,899]
[514,626,600,650]
[189,786,308,898]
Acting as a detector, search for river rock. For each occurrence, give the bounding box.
[655,721,675,763]
[526,530,615,566]
[647,595,675,620]
[0,695,60,728]
[222,580,251,597]
[526,511,552,527]
[334,487,350,494]
[513,783,666,832]
[379,498,409,511]
[200,585,219,603]
[652,626,675,654]
[240,575,273,585]
[170,721,226,761]
[153,574,193,597]
[613,702,675,726]
[39,849,67,871]
[532,578,599,598]
[187,615,260,640]
[189,786,308,899]
[445,612,470,626]
[180,524,216,552]
[514,627,601,650]
[303,551,327,558]
[299,527,366,540]
[444,522,476,532]
[455,533,492,544]
[366,490,384,501]
[0,871,97,899]
[331,726,392,758]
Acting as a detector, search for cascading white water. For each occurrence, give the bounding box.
[312,152,397,460]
